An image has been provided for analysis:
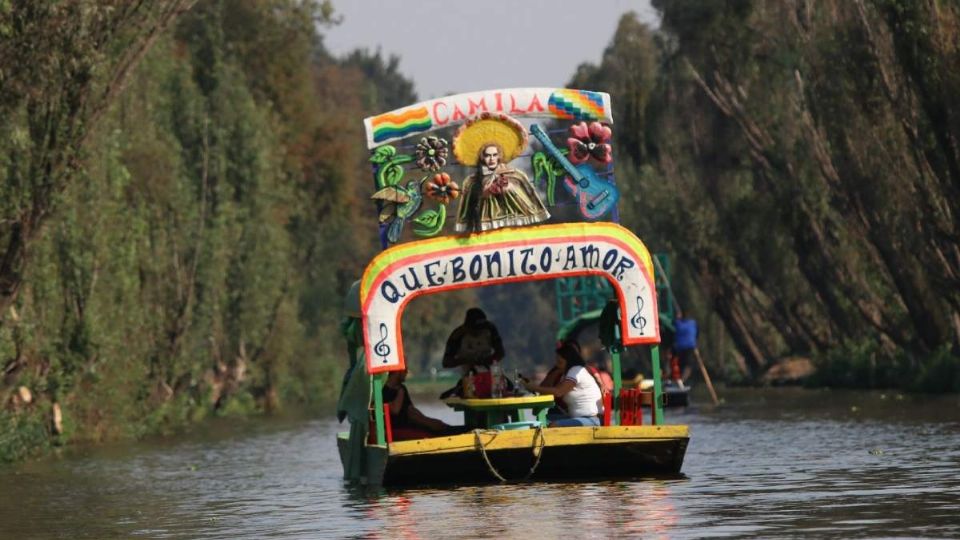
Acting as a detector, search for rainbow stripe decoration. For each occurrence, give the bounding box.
[370,107,432,143]
[548,89,608,120]
[359,222,659,374]
[364,89,613,148]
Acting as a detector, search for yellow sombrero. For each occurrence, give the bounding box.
[452,112,528,166]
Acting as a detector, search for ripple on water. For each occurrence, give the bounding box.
[0,389,958,539]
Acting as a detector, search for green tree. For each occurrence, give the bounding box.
[573,3,960,387]
[0,0,197,322]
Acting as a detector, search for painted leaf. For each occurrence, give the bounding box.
[370,145,397,164]
[376,155,413,187]
[533,152,547,179]
[412,204,446,237]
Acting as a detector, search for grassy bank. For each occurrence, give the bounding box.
[808,344,960,393]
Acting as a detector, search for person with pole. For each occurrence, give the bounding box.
[652,256,721,405]
[672,311,698,386]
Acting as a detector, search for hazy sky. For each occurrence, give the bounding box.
[323,0,658,102]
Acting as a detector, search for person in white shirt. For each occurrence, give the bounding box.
[522,341,603,427]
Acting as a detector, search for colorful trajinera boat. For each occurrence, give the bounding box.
[336,88,689,486]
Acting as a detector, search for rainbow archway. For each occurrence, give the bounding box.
[360,223,660,374]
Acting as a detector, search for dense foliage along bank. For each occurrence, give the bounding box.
[0,0,444,461]
[572,2,959,390]
[3,0,959,463]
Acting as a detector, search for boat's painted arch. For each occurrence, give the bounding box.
[360,222,660,374]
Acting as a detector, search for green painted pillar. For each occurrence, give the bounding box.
[651,345,664,425]
[372,373,386,445]
[611,347,622,426]
[611,308,623,426]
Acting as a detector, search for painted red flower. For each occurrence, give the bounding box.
[566,121,612,165]
[424,173,460,203]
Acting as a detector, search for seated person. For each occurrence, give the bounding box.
[589,362,614,394]
[442,307,504,370]
[533,340,578,416]
[383,368,466,440]
[522,341,603,427]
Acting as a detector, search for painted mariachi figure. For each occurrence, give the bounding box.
[453,113,550,233]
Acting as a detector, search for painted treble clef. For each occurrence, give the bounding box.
[374,323,391,363]
[630,296,647,332]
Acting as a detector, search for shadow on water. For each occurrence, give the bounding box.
[0,387,957,538]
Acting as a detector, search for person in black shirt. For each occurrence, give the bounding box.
[442,308,504,370]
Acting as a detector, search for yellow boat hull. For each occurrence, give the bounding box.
[338,425,689,486]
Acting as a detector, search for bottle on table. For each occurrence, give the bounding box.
[514,369,527,396]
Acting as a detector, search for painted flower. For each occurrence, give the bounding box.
[415,136,449,171]
[424,173,460,203]
[566,121,613,165]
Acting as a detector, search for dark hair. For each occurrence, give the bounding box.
[465,307,487,326]
[555,341,585,368]
[465,162,486,233]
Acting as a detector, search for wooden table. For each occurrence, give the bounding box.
[443,395,555,429]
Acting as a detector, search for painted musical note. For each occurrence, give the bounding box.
[630,296,647,332]
[374,323,391,363]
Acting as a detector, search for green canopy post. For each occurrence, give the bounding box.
[372,373,386,445]
[651,345,664,424]
[611,310,623,425]
[611,347,622,426]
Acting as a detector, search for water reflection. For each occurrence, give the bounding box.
[0,388,957,538]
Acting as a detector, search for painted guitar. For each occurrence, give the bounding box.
[530,124,619,219]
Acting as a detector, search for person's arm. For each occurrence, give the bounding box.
[523,376,575,398]
[538,366,562,387]
[407,406,450,432]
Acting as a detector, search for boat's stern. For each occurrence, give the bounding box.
[378,424,689,486]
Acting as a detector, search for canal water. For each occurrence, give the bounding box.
[1,388,958,538]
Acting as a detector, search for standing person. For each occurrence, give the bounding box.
[522,341,603,427]
[452,113,550,233]
[673,312,698,383]
[439,307,505,399]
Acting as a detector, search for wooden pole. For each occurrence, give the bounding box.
[652,256,720,405]
[693,348,720,405]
